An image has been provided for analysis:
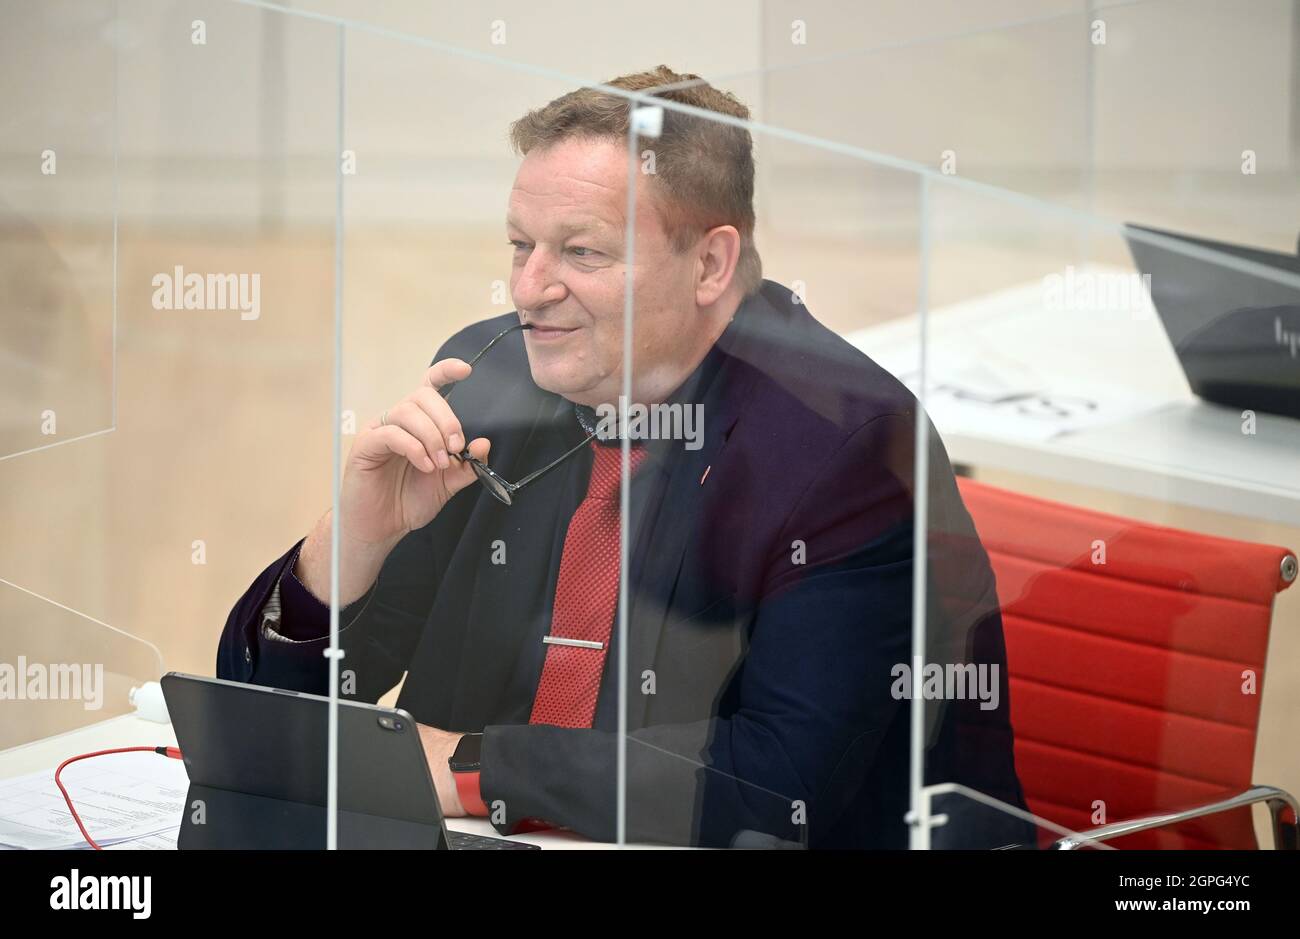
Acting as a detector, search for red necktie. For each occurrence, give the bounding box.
[529,442,648,728]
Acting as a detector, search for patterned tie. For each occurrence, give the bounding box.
[529,441,648,728]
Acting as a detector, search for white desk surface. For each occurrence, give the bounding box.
[847,273,1300,526]
[0,713,655,850]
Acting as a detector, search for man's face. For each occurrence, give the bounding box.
[506,136,701,407]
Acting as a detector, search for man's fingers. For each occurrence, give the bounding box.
[449,436,491,465]
[411,386,466,455]
[368,425,436,473]
[421,358,472,393]
[443,438,492,497]
[385,400,450,469]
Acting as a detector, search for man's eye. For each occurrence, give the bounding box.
[508,240,531,251]
[569,246,596,258]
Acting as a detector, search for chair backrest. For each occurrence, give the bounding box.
[956,477,1296,849]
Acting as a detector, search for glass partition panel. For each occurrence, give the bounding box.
[1,0,125,765]
[914,0,1300,848]
[618,78,930,849]
[0,0,341,850]
[333,27,643,849]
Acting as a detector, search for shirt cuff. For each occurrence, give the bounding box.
[260,545,375,644]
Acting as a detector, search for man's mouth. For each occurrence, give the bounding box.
[526,324,580,342]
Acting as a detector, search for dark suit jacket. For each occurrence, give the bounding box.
[217,279,1033,849]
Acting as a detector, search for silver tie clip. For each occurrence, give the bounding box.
[542,636,604,650]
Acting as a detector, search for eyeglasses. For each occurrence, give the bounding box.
[440,322,596,506]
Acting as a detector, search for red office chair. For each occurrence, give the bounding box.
[956,477,1298,849]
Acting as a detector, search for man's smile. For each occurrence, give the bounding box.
[524,323,581,342]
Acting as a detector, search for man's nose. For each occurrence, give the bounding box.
[512,246,567,312]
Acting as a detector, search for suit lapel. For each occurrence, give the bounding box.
[625,348,756,729]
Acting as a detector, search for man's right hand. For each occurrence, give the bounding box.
[295,357,491,605]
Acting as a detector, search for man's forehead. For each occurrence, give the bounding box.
[508,140,639,233]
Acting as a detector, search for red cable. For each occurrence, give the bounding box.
[54,746,184,850]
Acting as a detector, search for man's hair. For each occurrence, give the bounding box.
[509,64,763,299]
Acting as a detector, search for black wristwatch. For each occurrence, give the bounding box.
[448,732,484,773]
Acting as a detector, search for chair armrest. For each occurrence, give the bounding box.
[1052,785,1298,850]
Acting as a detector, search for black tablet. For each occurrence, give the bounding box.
[160,672,537,850]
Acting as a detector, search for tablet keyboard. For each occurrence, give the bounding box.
[447,830,541,850]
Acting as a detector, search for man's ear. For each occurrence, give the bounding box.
[696,225,741,307]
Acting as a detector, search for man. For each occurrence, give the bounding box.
[218,65,1030,849]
